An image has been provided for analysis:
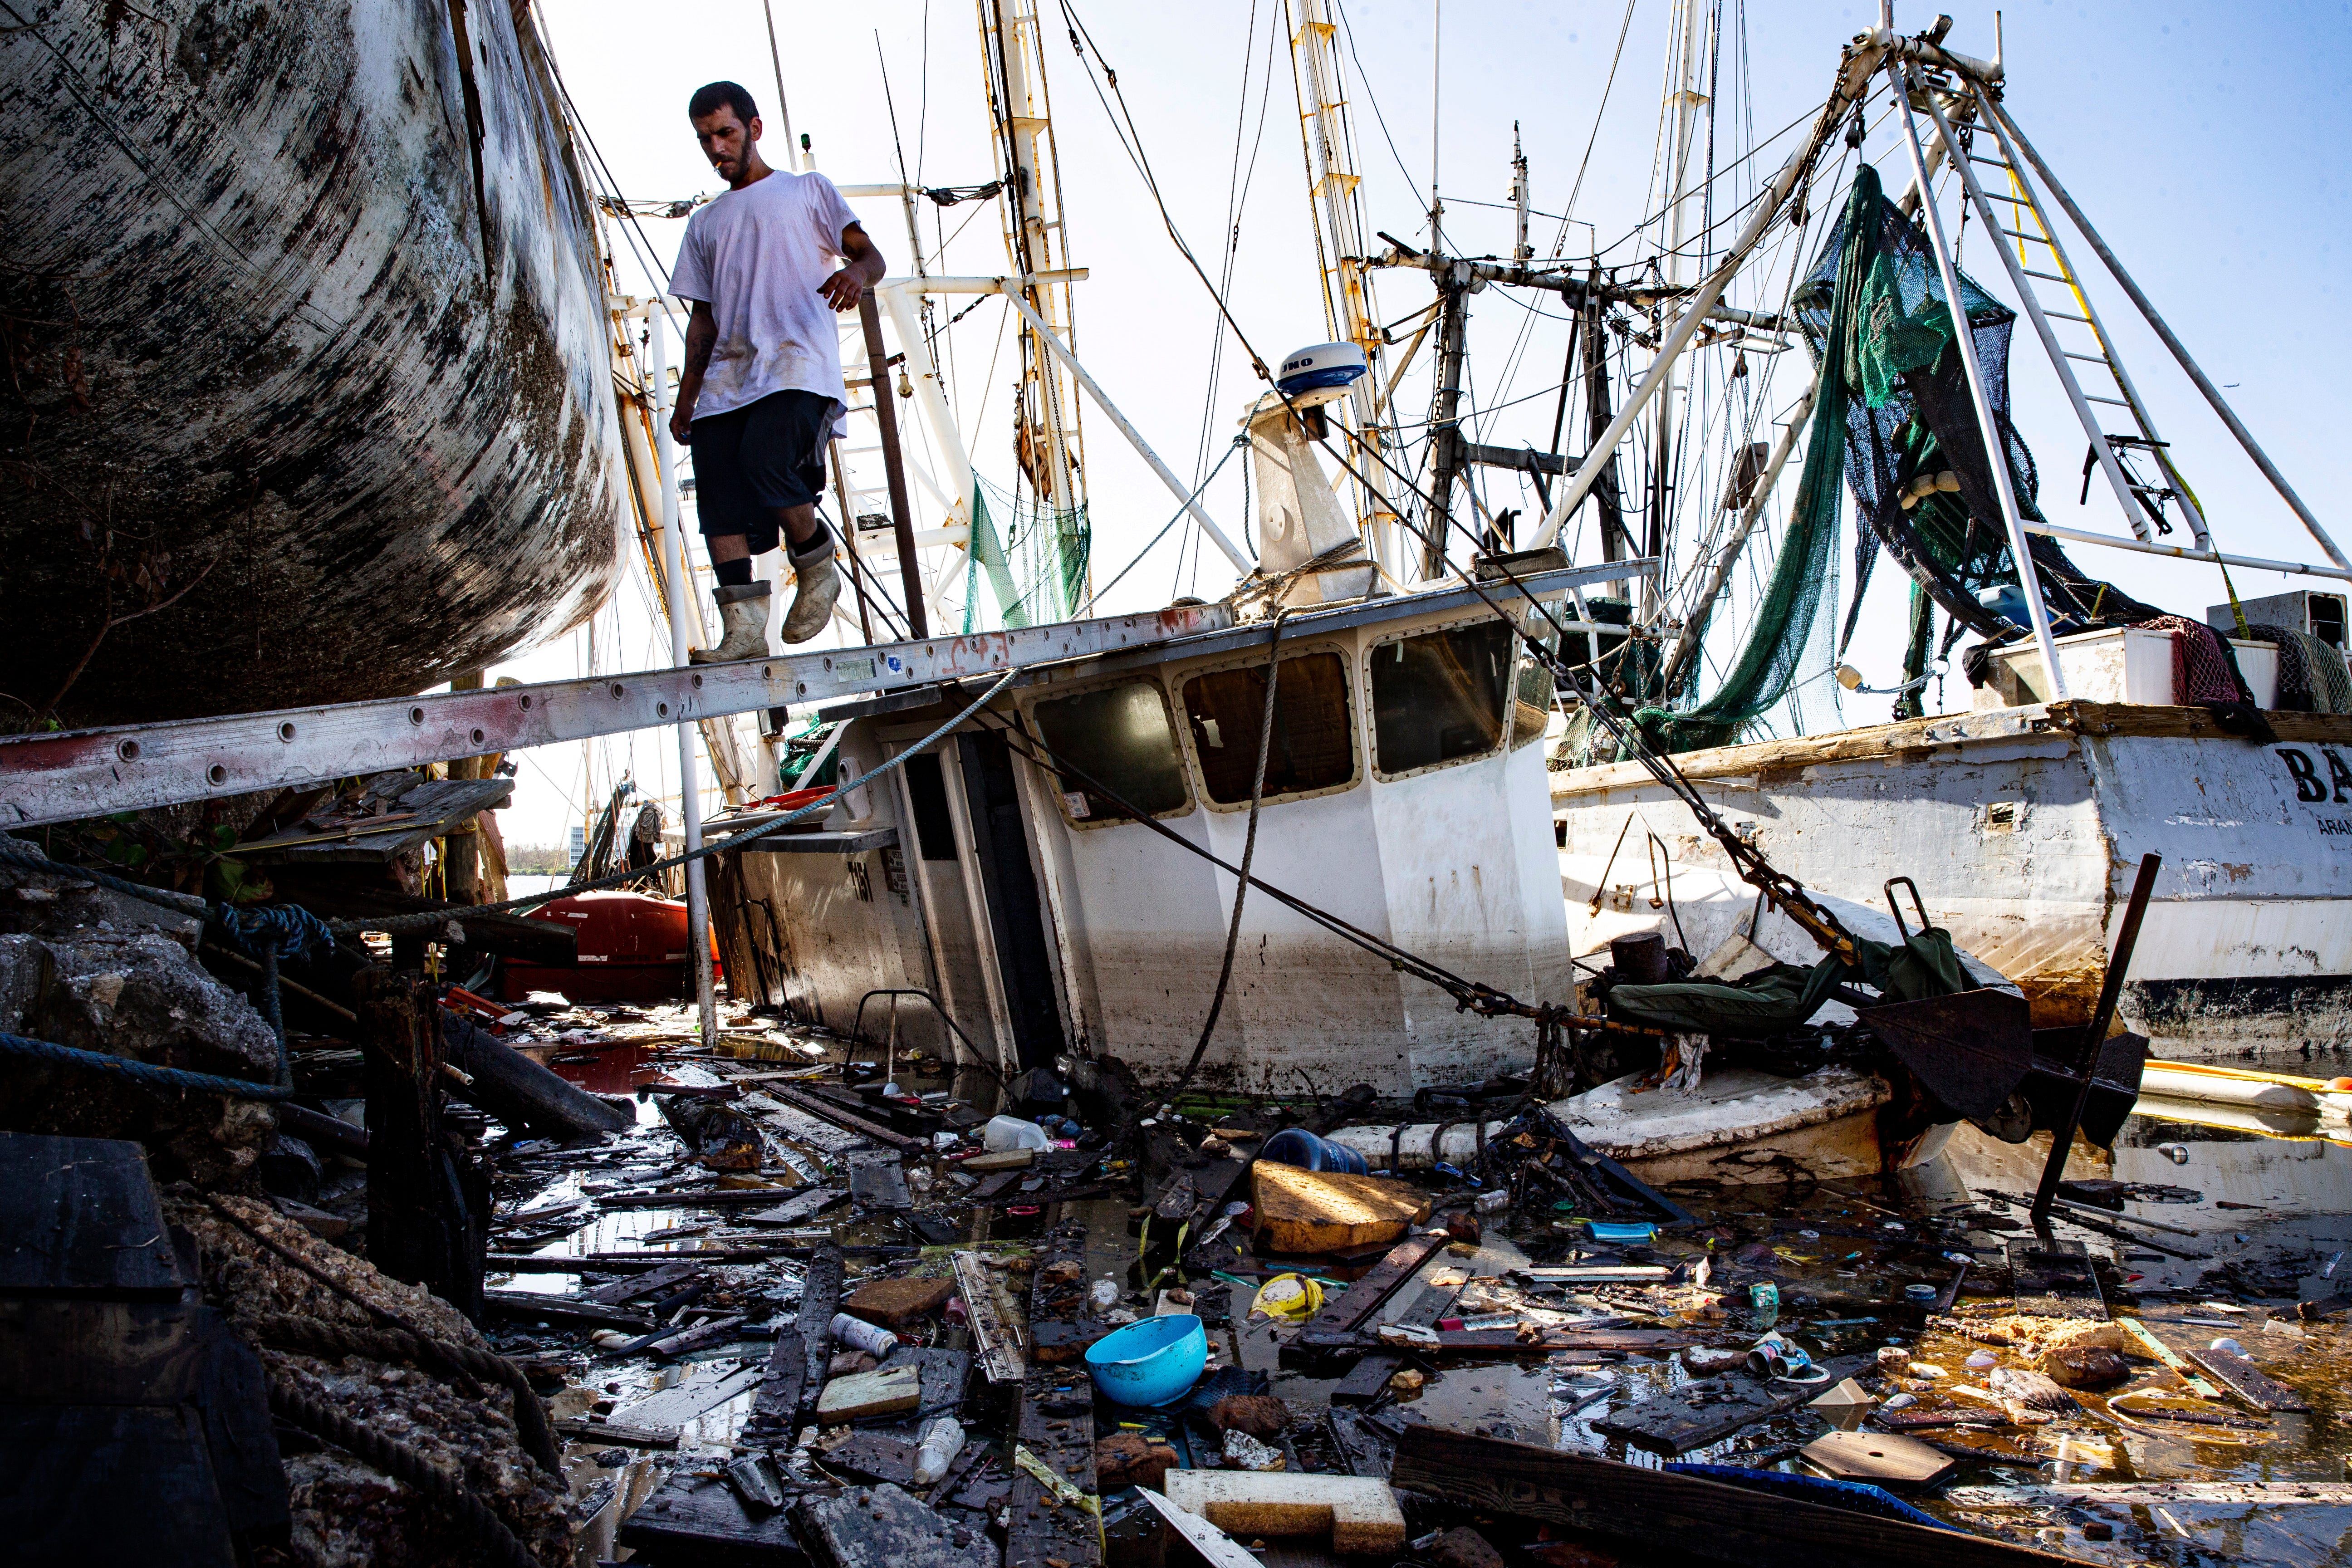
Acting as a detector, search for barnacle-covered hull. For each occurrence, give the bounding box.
[0,0,623,725]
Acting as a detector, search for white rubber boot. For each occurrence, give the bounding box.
[689,582,771,664]
[779,529,842,645]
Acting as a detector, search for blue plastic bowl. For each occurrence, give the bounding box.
[1084,1313,1207,1408]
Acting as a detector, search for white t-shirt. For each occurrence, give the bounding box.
[670,169,862,423]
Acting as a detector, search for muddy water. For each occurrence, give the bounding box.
[1322,1109,2352,1565]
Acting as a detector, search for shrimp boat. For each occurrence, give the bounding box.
[687,10,2215,1180]
[0,0,626,726]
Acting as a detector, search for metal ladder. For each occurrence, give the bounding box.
[1948,95,2212,551]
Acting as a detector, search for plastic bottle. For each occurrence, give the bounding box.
[830,1313,900,1358]
[984,1115,1049,1152]
[912,1416,966,1485]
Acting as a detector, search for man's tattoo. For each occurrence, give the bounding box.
[683,321,717,378]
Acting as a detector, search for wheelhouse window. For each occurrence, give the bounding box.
[1370,619,1516,776]
[1511,631,1556,749]
[1028,679,1191,824]
[1180,651,1357,804]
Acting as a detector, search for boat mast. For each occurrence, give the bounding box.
[1288,0,1403,576]
[1646,0,1714,622]
[978,0,1089,596]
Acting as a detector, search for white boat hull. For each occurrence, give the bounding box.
[1554,700,2352,1061]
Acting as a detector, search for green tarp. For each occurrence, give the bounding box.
[1606,923,1969,1039]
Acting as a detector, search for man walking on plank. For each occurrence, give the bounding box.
[669,80,884,657]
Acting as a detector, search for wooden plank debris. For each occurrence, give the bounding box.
[2183,1341,2310,1412]
[849,1150,912,1211]
[645,1313,750,1358]
[551,1417,680,1450]
[763,1084,926,1151]
[1283,1231,1448,1373]
[1138,1487,1264,1568]
[1390,1424,2073,1568]
[744,1187,851,1226]
[796,1483,995,1568]
[1007,1218,1102,1568]
[1161,1470,1409,1554]
[2112,1317,2221,1398]
[1251,1164,1431,1254]
[953,1249,1028,1386]
[817,1364,922,1424]
[613,1362,768,1433]
[582,1259,702,1305]
[1945,1481,2352,1508]
[618,1468,804,1564]
[600,1186,803,1209]
[480,1290,652,1330]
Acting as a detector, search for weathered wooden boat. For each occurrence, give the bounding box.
[0,0,624,725]
[1553,692,2352,1062]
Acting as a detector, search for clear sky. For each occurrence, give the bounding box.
[490,0,2352,850]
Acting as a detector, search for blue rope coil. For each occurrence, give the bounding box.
[211,902,335,961]
[0,1031,294,1101]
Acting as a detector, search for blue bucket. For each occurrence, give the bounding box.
[1083,1313,1207,1408]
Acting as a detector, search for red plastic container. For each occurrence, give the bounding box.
[500,890,720,1002]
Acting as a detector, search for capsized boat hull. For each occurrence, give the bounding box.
[0,0,623,725]
[1554,701,2352,1060]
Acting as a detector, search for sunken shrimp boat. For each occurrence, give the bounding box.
[0,0,626,726]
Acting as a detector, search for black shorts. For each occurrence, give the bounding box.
[688,389,838,554]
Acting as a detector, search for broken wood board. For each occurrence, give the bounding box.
[480,1290,652,1331]
[817,1364,921,1424]
[618,1468,803,1565]
[645,1314,750,1358]
[1324,1406,1396,1475]
[2183,1341,2310,1412]
[954,1249,1028,1385]
[825,1431,922,1485]
[1945,1480,2352,1508]
[1391,1423,2073,1568]
[1007,1379,1099,1568]
[1138,1485,1263,1568]
[551,1417,679,1450]
[848,1150,912,1212]
[797,1483,997,1568]
[1026,1218,1110,1363]
[796,1246,845,1420]
[1251,1164,1432,1254]
[1283,1231,1449,1372]
[762,1084,926,1151]
[743,1186,850,1226]
[1513,1265,1674,1283]
[960,1148,1034,1173]
[2112,1316,2222,1398]
[1161,1469,1408,1554]
[598,1186,805,1209]
[1593,1362,1862,1455]
[1411,1328,1692,1356]
[878,1345,972,1422]
[1798,1429,1955,1488]
[613,1362,767,1434]
[581,1259,703,1305]
[2005,1237,2105,1320]
[1007,1217,1101,1568]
